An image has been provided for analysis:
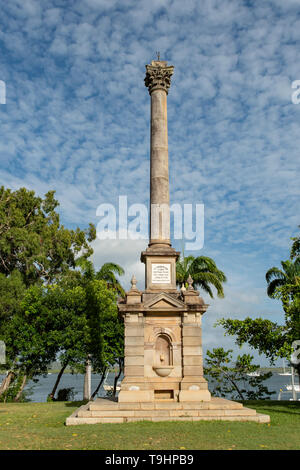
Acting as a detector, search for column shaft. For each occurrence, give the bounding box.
[150,89,170,244]
[144,59,174,248]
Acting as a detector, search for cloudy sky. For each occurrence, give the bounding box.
[0,0,299,365]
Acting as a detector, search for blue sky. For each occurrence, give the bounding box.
[0,0,299,365]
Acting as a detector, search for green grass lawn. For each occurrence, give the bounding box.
[0,400,299,450]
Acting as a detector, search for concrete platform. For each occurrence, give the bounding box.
[65,397,270,425]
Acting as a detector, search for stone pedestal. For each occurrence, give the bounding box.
[117,271,211,403]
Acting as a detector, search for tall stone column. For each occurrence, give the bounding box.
[121,58,209,404]
[145,60,174,248]
[142,59,179,293]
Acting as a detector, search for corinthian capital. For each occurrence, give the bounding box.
[144,60,174,95]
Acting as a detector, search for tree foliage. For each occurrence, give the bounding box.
[74,257,125,398]
[266,258,300,298]
[76,257,125,297]
[290,229,300,259]
[204,348,274,400]
[1,276,121,401]
[176,255,227,298]
[0,186,126,401]
[217,232,300,372]
[0,186,95,286]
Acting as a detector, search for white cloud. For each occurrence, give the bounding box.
[91,233,146,290]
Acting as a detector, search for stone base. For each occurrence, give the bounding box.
[179,389,211,402]
[179,376,211,401]
[65,397,270,425]
[118,390,154,402]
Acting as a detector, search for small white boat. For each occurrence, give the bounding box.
[278,384,300,400]
[103,371,121,393]
[103,383,121,392]
[247,371,260,377]
[285,384,300,392]
[278,367,300,400]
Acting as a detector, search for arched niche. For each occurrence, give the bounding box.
[155,333,173,366]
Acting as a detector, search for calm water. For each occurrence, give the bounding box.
[1,371,299,402]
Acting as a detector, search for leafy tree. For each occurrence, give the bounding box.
[0,271,27,400]
[0,270,26,324]
[176,254,227,298]
[88,279,124,398]
[217,318,288,361]
[47,278,121,401]
[204,348,274,400]
[217,232,300,383]
[0,277,120,402]
[46,282,90,400]
[0,186,124,401]
[75,257,125,398]
[0,283,68,401]
[0,186,96,399]
[0,186,95,286]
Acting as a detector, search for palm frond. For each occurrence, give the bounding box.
[192,272,225,298]
[267,278,285,297]
[98,262,125,276]
[75,257,95,280]
[265,267,285,284]
[195,281,214,298]
[176,255,226,298]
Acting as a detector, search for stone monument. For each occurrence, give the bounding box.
[66,58,270,424]
[117,58,211,403]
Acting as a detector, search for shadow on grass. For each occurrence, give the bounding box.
[244,400,300,416]
[64,400,89,407]
[64,396,118,408]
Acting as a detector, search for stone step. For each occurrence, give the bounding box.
[66,412,269,425]
[65,397,270,425]
[89,400,119,411]
[89,397,244,411]
[78,406,257,418]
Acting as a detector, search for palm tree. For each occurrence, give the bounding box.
[95,262,125,297]
[76,257,125,297]
[176,254,227,298]
[266,258,300,298]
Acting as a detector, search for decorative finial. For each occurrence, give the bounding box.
[130,274,137,289]
[180,282,186,292]
[156,51,160,61]
[187,275,194,291]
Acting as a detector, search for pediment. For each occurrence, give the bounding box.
[144,292,185,310]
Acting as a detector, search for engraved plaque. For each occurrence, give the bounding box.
[152,263,171,284]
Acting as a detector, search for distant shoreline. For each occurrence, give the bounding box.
[0,366,290,375]
[0,367,120,375]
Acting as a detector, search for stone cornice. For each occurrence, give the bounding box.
[144,60,174,95]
